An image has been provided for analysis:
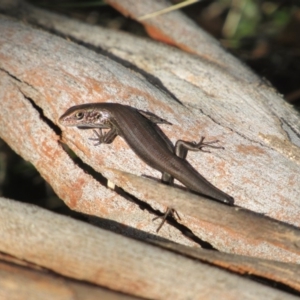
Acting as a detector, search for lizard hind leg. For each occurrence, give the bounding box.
[174,137,224,159]
[161,172,174,184]
[153,207,181,232]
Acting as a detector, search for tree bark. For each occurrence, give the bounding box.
[0,0,300,298]
[0,197,299,299]
[0,257,135,300]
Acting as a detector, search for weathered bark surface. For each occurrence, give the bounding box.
[0,15,197,248]
[0,197,299,299]
[0,0,300,297]
[2,1,300,227]
[1,14,300,263]
[0,258,135,300]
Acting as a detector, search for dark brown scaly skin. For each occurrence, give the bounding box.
[59,103,234,205]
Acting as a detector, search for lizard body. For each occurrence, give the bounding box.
[59,103,233,205]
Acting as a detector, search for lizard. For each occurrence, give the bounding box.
[59,102,234,208]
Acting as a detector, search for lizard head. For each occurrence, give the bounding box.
[58,103,111,129]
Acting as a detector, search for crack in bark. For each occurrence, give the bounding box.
[115,185,218,250]
[280,117,300,147]
[190,104,273,149]
[60,139,217,248]
[0,67,22,83]
[74,39,184,106]
[12,17,183,106]
[60,141,216,248]
[19,88,62,136]
[1,67,61,134]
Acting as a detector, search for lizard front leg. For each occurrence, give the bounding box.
[89,128,118,145]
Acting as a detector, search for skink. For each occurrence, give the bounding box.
[59,103,234,205]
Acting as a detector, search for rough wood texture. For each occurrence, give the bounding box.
[0,16,197,248]
[151,240,300,292]
[3,1,300,227]
[0,0,300,297]
[0,197,298,300]
[0,260,135,300]
[1,15,300,264]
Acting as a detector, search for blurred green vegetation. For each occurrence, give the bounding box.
[182,0,300,103]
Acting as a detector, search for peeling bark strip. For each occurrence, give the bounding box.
[1,13,300,263]
[0,260,135,300]
[0,197,299,299]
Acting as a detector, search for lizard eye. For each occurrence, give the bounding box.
[75,112,84,120]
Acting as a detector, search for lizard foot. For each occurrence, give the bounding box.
[153,207,181,233]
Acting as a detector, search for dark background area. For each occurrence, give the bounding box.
[1,0,299,213]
